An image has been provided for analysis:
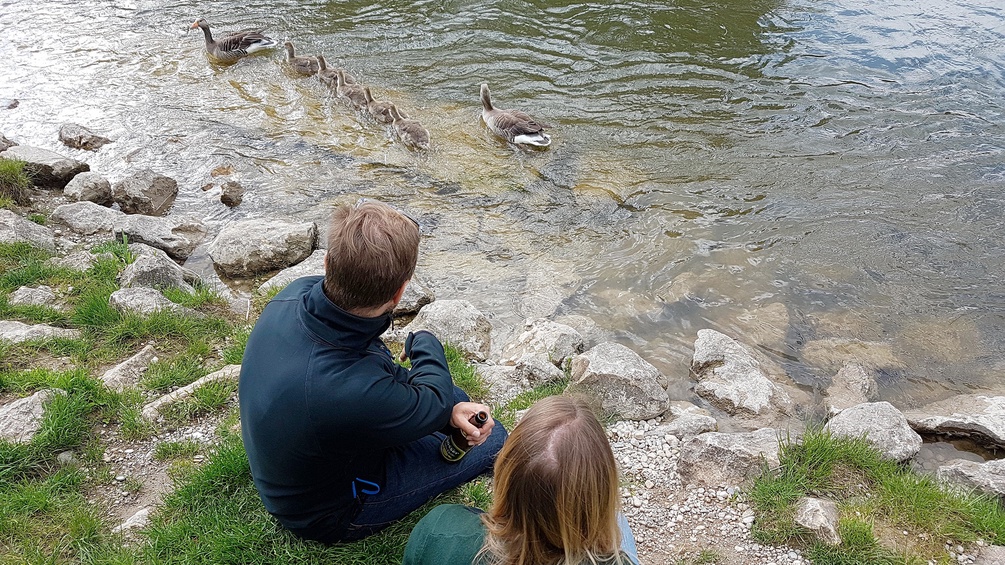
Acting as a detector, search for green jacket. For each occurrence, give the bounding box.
[403,505,630,565]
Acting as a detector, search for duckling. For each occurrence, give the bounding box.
[189,18,277,63]
[363,87,396,124]
[283,41,319,76]
[389,104,430,151]
[335,69,367,109]
[479,83,551,147]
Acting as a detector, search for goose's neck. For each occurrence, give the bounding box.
[364,88,374,103]
[480,90,493,111]
[200,25,214,46]
[285,45,295,60]
[317,56,327,71]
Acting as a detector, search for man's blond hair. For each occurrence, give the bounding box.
[323,200,419,311]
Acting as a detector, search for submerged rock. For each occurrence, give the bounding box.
[59,123,112,151]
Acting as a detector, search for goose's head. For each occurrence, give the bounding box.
[189,18,209,32]
[283,41,296,58]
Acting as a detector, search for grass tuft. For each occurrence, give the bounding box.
[443,343,490,401]
[0,158,32,205]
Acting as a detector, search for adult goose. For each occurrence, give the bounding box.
[189,18,277,63]
[284,41,319,75]
[335,69,367,109]
[389,104,430,151]
[317,56,356,87]
[363,87,396,124]
[479,83,551,147]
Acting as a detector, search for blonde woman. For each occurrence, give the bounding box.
[403,395,640,565]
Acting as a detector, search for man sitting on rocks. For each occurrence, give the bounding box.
[239,199,507,543]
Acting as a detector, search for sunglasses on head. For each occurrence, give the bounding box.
[354,197,420,231]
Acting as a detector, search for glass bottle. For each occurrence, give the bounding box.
[440,410,489,462]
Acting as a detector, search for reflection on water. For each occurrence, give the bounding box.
[2,0,1003,408]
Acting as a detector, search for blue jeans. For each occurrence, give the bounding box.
[343,386,508,541]
[618,512,641,565]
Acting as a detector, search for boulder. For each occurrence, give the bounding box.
[111,507,151,535]
[395,274,435,316]
[0,145,89,188]
[567,342,669,420]
[476,364,525,406]
[659,401,718,439]
[258,249,326,292]
[108,288,199,317]
[49,201,120,235]
[500,318,585,368]
[58,123,111,151]
[8,285,57,307]
[44,250,108,271]
[63,171,112,205]
[554,314,607,349]
[824,402,921,462]
[114,214,207,261]
[111,169,178,216]
[0,389,61,443]
[119,252,194,293]
[794,497,841,546]
[691,329,796,422]
[937,458,1005,498]
[403,300,492,361]
[101,344,159,392]
[0,320,80,343]
[513,353,565,386]
[976,546,1005,565]
[141,365,240,421]
[0,209,56,252]
[905,395,1005,448]
[825,362,879,416]
[209,218,317,278]
[220,180,243,207]
[677,428,781,488]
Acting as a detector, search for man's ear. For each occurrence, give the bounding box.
[391,279,409,305]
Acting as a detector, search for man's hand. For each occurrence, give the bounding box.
[450,402,495,447]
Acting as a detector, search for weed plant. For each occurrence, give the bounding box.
[0,159,31,205]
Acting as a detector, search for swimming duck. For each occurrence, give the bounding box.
[364,87,396,124]
[479,83,551,147]
[189,18,277,63]
[335,69,367,109]
[284,41,319,75]
[389,104,430,151]
[317,56,356,87]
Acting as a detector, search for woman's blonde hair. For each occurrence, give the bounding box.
[479,395,625,565]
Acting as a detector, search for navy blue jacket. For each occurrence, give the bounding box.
[239,276,455,543]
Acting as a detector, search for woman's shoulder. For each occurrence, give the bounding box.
[403,505,487,565]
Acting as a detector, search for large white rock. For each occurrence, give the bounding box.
[905,395,1005,448]
[0,209,56,252]
[975,545,1005,565]
[118,247,195,293]
[403,300,492,361]
[114,214,207,261]
[63,171,112,204]
[659,401,718,439]
[824,402,922,462]
[0,145,89,188]
[108,288,199,317]
[141,365,240,421]
[500,318,584,368]
[691,329,796,422]
[208,218,317,278]
[258,249,326,292]
[936,458,1005,498]
[8,285,57,307]
[49,201,120,235]
[567,342,669,420]
[395,274,435,316]
[794,497,841,546]
[0,320,81,343]
[677,428,782,488]
[101,344,159,392]
[825,362,879,416]
[0,389,61,443]
[111,169,178,216]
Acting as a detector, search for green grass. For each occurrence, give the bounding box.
[160,379,238,424]
[162,282,227,309]
[0,158,31,205]
[0,294,68,325]
[154,440,204,461]
[28,213,46,225]
[495,378,569,430]
[750,428,1005,563]
[0,195,13,209]
[222,326,252,365]
[444,343,490,401]
[141,354,206,393]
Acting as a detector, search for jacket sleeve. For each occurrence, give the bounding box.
[326,331,455,450]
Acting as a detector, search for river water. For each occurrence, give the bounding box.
[2,0,1003,411]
